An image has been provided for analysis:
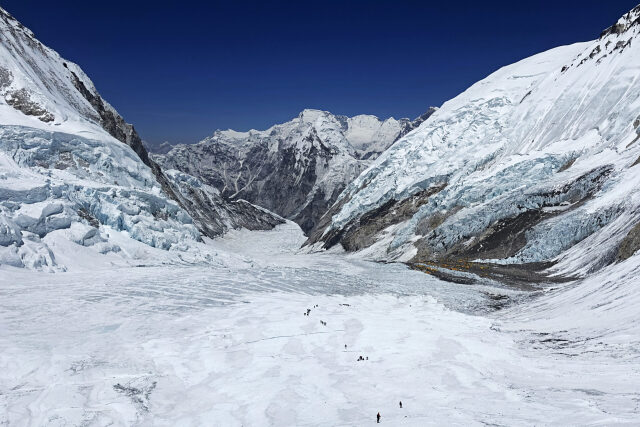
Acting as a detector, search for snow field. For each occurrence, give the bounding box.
[1,224,638,426]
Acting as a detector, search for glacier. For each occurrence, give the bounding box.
[1,223,639,425]
[1,3,640,426]
[310,6,640,281]
[0,125,204,270]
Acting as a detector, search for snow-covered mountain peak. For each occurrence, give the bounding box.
[211,128,253,141]
[156,107,436,232]
[199,108,436,157]
[298,108,328,124]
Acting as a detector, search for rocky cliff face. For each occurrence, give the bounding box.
[307,5,640,283]
[155,108,435,233]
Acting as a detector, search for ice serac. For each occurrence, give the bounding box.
[309,5,640,281]
[0,7,281,270]
[155,108,436,233]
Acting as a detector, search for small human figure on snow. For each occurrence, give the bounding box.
[399,401,402,409]
[377,412,381,423]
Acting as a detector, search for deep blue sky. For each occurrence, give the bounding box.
[2,1,637,144]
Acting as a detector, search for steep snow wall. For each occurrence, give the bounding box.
[310,5,640,278]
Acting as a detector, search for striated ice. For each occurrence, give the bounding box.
[320,16,640,273]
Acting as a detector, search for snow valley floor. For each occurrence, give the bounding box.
[1,223,639,426]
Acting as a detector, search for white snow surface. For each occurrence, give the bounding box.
[205,109,415,160]
[0,8,213,270]
[1,222,639,425]
[324,10,640,274]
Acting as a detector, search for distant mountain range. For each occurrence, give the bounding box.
[154,108,435,232]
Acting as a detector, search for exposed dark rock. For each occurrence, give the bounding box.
[0,66,12,89]
[420,166,613,262]
[403,108,437,132]
[306,184,446,251]
[410,260,574,289]
[415,205,462,236]
[341,184,446,252]
[69,71,150,166]
[291,187,331,233]
[600,23,626,38]
[144,140,174,154]
[77,207,99,228]
[557,157,577,173]
[312,161,613,286]
[157,129,332,234]
[613,39,632,52]
[303,192,353,249]
[464,210,546,260]
[0,4,282,244]
[617,222,640,260]
[5,88,54,122]
[628,116,640,149]
[113,380,157,413]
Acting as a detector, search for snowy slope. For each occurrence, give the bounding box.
[155,108,435,233]
[0,7,281,271]
[310,5,640,280]
[2,223,638,425]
